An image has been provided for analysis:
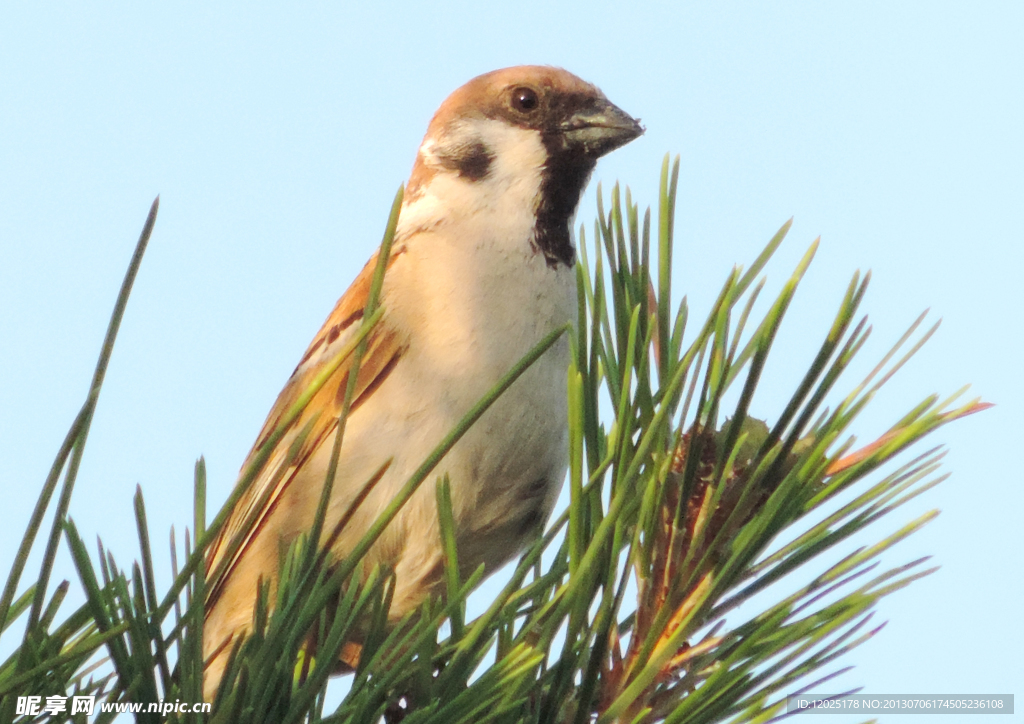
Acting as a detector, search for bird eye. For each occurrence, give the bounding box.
[511,87,540,113]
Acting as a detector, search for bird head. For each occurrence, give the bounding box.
[404,66,643,267]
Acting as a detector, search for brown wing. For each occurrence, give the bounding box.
[204,247,406,613]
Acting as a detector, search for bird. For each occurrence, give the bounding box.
[201,65,643,697]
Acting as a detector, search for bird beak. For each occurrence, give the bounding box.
[561,98,644,158]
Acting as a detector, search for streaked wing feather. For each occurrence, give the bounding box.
[204,248,406,613]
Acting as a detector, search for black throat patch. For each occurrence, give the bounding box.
[534,138,596,269]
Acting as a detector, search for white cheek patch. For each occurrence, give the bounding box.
[402,119,548,247]
[468,118,547,190]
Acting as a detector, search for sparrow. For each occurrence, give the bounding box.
[202,65,643,696]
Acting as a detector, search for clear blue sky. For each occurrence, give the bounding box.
[1,2,1020,717]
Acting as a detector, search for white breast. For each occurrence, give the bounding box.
[304,124,578,617]
[380,160,578,581]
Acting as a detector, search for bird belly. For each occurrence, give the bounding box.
[304,245,575,619]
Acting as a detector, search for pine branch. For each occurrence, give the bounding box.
[0,160,987,724]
